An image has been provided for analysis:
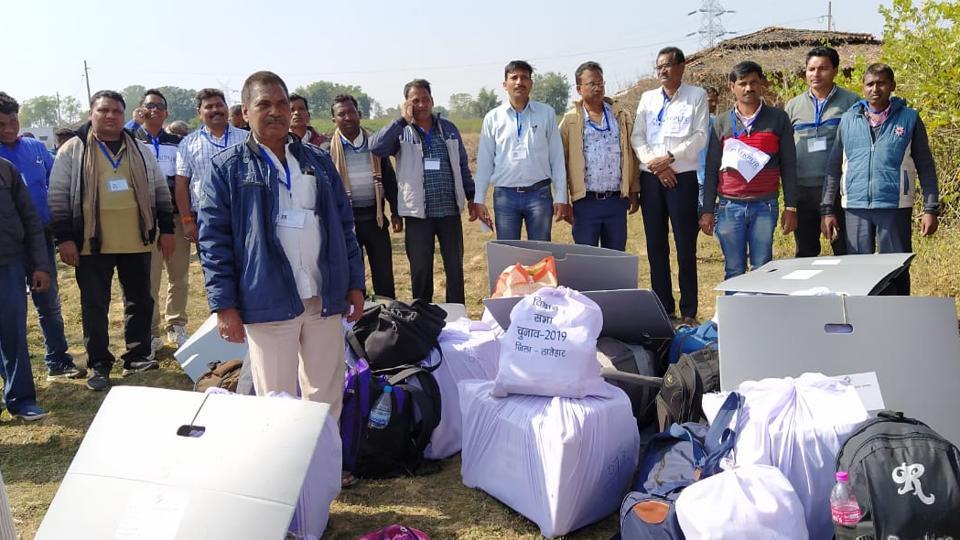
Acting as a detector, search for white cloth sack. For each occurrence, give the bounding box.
[422,318,501,459]
[703,373,868,540]
[459,379,640,538]
[676,464,808,539]
[493,286,607,398]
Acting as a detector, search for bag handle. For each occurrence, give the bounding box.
[668,424,706,470]
[703,392,743,470]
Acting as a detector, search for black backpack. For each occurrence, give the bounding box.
[835,411,960,539]
[347,299,446,370]
[353,364,443,478]
[596,337,664,429]
[655,348,720,432]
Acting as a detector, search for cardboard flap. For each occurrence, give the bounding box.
[486,240,638,294]
[715,253,914,295]
[174,315,249,382]
[717,295,960,444]
[37,387,329,539]
[484,289,674,342]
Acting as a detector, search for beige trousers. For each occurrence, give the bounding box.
[245,297,345,420]
[150,218,192,336]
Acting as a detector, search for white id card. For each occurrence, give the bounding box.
[721,139,770,182]
[807,136,828,153]
[424,158,441,171]
[277,209,306,229]
[108,178,130,192]
[509,147,528,160]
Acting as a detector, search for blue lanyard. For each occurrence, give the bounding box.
[148,133,161,158]
[201,127,229,149]
[586,106,611,132]
[514,109,523,140]
[340,133,364,152]
[730,108,759,139]
[416,125,434,149]
[656,90,672,125]
[258,147,291,190]
[95,139,123,170]
[808,87,835,128]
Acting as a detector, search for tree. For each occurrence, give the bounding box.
[531,72,571,114]
[120,85,146,120]
[157,86,199,123]
[433,105,449,118]
[294,81,378,119]
[19,96,60,128]
[448,92,477,117]
[474,87,501,117]
[58,96,84,124]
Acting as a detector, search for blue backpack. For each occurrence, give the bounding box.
[619,392,743,539]
[666,321,718,365]
[341,357,442,478]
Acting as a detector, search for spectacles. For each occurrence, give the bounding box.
[143,103,167,110]
[656,63,677,71]
[580,81,605,89]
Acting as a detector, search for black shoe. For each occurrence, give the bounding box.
[122,359,159,377]
[86,372,111,391]
[47,364,88,381]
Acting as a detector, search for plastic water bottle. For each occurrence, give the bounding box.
[367,386,393,430]
[831,471,863,527]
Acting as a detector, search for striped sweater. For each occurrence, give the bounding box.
[702,103,797,214]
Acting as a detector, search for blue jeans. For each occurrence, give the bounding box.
[30,237,74,370]
[714,199,778,280]
[493,182,554,241]
[571,195,628,251]
[0,261,38,413]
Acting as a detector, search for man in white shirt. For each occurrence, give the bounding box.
[197,71,364,419]
[631,47,709,324]
[175,89,248,243]
[474,60,570,240]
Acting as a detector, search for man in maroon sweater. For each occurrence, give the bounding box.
[700,61,797,280]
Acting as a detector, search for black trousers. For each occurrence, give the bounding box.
[75,252,154,372]
[639,171,700,318]
[795,185,847,258]
[354,208,396,299]
[404,215,465,304]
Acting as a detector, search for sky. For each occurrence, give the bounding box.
[7,0,889,117]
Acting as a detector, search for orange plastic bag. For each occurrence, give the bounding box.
[492,256,558,298]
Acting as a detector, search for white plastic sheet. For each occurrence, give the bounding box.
[423,318,501,460]
[676,464,808,539]
[703,373,868,540]
[459,380,640,538]
[493,287,607,398]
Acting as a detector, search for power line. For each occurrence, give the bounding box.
[686,1,736,49]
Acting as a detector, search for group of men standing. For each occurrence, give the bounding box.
[0,44,940,424]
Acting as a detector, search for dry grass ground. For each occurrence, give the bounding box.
[3,133,959,539]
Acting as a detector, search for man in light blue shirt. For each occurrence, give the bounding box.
[474,60,570,241]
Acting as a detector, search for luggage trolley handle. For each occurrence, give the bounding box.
[599,368,663,387]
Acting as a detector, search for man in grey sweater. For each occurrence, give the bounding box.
[784,46,859,258]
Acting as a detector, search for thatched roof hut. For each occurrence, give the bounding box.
[616,26,883,111]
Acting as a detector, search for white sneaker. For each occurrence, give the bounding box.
[167,325,189,348]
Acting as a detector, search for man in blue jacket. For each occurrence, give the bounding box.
[0,92,83,381]
[822,63,939,295]
[198,71,364,419]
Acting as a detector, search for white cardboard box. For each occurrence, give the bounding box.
[173,315,248,382]
[36,387,330,539]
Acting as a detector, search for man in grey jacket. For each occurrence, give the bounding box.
[784,46,859,257]
[0,157,51,420]
[49,90,175,391]
[369,79,481,304]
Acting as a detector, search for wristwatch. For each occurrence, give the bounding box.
[666,151,675,163]
[784,206,797,212]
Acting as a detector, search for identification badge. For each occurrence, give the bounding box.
[721,139,770,182]
[424,158,441,171]
[661,104,693,137]
[277,209,306,229]
[509,147,528,161]
[807,136,828,153]
[108,178,130,192]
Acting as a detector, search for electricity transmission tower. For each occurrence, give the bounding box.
[686,1,737,49]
